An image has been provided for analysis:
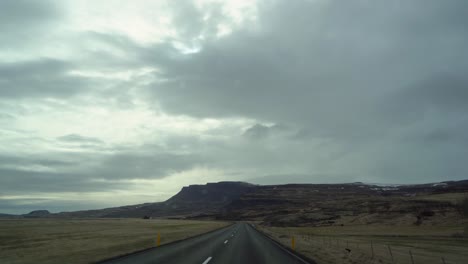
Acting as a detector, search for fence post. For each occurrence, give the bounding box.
[387,245,394,263]
[371,240,374,259]
[409,250,415,264]
[292,236,295,250]
[157,232,161,247]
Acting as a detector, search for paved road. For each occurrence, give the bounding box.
[100,222,314,264]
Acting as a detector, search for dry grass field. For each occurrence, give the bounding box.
[0,218,229,264]
[260,223,468,264]
[415,192,467,204]
[253,191,468,264]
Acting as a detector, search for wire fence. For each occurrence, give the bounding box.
[303,235,449,264]
[262,228,466,264]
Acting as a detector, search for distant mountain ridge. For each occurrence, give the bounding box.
[4,180,468,226]
[0,213,18,218]
[24,210,50,218]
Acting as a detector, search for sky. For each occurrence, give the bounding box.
[1,0,468,214]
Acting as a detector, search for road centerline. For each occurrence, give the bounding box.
[202,256,212,264]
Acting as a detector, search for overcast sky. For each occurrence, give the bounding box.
[1,0,468,214]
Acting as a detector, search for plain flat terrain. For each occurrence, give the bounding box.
[0,218,228,264]
[102,222,313,264]
[261,224,468,264]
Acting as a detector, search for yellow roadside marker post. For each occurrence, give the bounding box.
[292,236,295,250]
[157,232,161,247]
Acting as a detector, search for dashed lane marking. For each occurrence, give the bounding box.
[202,256,212,264]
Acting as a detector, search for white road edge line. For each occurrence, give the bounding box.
[202,256,212,264]
[224,240,229,244]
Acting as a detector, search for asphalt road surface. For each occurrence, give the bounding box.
[100,222,314,264]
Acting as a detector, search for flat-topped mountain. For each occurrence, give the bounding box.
[168,182,255,204]
[5,180,468,227]
[24,210,51,218]
[53,181,255,218]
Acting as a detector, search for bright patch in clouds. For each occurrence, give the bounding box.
[64,1,176,44]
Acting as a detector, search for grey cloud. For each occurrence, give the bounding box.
[0,142,204,213]
[402,74,468,112]
[0,0,57,27]
[140,0,468,183]
[248,173,359,185]
[148,0,468,131]
[0,113,15,120]
[243,124,271,139]
[96,151,202,180]
[76,31,148,71]
[57,134,104,144]
[0,0,60,47]
[0,154,74,168]
[0,168,124,193]
[243,123,289,140]
[0,59,91,98]
[422,125,468,144]
[0,143,203,198]
[0,153,109,194]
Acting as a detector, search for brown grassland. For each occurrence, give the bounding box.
[258,192,468,264]
[0,218,228,264]
[261,224,468,264]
